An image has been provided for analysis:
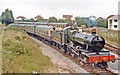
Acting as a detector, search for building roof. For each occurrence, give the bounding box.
[35,15,43,19]
[16,16,26,19]
[108,15,120,20]
[63,15,73,18]
[89,16,96,18]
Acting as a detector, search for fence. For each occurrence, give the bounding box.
[95,27,119,43]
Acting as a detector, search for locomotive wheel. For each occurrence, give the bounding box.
[60,47,66,53]
[50,42,53,45]
[56,43,58,48]
[101,62,108,69]
[66,47,71,55]
[54,42,56,47]
[71,53,75,58]
[57,44,60,49]
[67,49,71,55]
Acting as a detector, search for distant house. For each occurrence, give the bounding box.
[16,16,26,20]
[63,15,73,19]
[35,15,43,20]
[89,16,97,26]
[89,16,97,21]
[108,15,120,31]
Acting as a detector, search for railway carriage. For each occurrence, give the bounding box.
[35,25,53,41]
[48,23,73,28]
[24,25,35,34]
[14,21,73,28]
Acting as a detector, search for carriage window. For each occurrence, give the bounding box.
[46,31,48,35]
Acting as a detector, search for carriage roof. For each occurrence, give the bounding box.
[9,24,25,26]
[48,23,68,25]
[36,25,54,30]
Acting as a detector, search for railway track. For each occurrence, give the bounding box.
[104,43,120,56]
[29,34,117,74]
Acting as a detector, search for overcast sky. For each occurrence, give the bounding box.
[0,0,119,19]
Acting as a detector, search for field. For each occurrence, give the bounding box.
[2,25,58,73]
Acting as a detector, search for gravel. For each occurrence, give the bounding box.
[30,37,88,73]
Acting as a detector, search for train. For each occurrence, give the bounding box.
[10,23,115,69]
[14,21,73,28]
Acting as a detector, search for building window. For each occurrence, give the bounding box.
[114,19,117,22]
[114,25,117,28]
[110,25,112,29]
[110,20,112,24]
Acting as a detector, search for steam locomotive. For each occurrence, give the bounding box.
[10,23,115,69]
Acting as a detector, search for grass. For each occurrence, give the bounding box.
[0,25,2,74]
[2,25,58,73]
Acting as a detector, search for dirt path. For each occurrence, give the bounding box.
[30,37,88,73]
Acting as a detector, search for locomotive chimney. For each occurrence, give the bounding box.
[91,29,96,35]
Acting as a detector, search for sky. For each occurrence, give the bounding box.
[0,0,119,19]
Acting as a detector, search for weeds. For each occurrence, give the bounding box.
[3,40,31,56]
[15,36,21,41]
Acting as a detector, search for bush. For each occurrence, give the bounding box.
[15,36,21,41]
[4,28,7,31]
[12,43,31,56]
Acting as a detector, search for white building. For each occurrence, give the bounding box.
[108,15,120,31]
[89,16,97,21]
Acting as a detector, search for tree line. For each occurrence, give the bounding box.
[0,9,114,28]
[17,15,113,28]
[16,16,73,23]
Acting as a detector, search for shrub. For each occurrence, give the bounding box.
[22,35,27,39]
[15,36,21,41]
[12,44,31,56]
[4,28,7,31]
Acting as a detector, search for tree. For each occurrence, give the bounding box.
[75,17,88,27]
[96,17,108,28]
[1,9,14,25]
[0,16,1,22]
[29,18,34,22]
[48,16,57,22]
[58,19,65,23]
[64,18,72,23]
